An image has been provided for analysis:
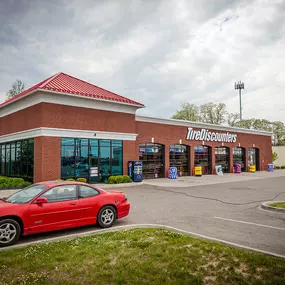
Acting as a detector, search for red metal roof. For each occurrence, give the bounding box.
[0,72,144,108]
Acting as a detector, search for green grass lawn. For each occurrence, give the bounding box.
[269,202,285,209]
[0,229,285,285]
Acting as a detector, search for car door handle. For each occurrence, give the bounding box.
[69,202,77,205]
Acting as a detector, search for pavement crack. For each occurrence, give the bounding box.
[153,186,285,206]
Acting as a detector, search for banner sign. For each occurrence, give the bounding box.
[186,127,237,143]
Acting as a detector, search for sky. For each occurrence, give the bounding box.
[0,0,285,122]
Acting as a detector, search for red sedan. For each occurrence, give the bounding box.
[0,181,130,247]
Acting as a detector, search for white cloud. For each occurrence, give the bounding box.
[0,0,284,123]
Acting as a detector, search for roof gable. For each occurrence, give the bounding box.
[0,72,144,108]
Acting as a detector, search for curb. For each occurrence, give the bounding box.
[1,223,285,259]
[261,201,285,213]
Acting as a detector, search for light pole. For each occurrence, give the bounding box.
[234,81,244,120]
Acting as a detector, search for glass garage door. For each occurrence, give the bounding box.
[215,147,230,173]
[169,144,190,176]
[194,146,212,175]
[139,143,165,179]
[233,147,245,171]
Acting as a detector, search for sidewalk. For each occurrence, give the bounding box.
[1,171,285,198]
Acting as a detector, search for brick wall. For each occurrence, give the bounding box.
[0,101,272,181]
[34,136,61,182]
[0,104,43,136]
[40,103,136,133]
[135,121,272,176]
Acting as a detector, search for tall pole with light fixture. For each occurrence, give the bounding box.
[234,81,244,120]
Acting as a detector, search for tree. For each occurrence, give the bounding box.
[272,151,278,162]
[172,103,200,121]
[227,113,240,127]
[199,102,227,124]
[6,79,25,99]
[272,121,285,146]
[233,119,254,129]
[252,119,272,132]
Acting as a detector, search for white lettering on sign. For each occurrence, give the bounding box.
[186,128,237,143]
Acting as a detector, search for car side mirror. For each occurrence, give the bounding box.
[35,197,48,204]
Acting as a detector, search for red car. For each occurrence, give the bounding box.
[0,181,130,247]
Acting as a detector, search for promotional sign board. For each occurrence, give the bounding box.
[90,167,98,177]
[186,127,237,143]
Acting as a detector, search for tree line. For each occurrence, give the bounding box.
[172,102,285,146]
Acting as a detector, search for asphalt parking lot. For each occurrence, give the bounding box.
[1,172,285,257]
[123,176,285,257]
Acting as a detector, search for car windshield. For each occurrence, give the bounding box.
[6,184,48,204]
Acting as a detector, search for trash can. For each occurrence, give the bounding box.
[234,163,241,174]
[249,165,256,173]
[194,166,202,176]
[268,164,274,172]
[168,167,178,179]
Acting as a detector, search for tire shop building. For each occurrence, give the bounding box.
[0,72,272,183]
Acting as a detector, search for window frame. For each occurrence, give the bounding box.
[79,185,100,199]
[39,184,79,203]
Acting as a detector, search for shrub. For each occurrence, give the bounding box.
[0,183,8,190]
[272,151,279,162]
[281,166,285,169]
[122,175,133,183]
[107,176,117,184]
[276,166,281,169]
[22,181,32,188]
[0,177,8,184]
[107,175,133,184]
[0,177,31,189]
[66,178,75,181]
[76,178,87,183]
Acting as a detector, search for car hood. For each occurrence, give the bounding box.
[0,200,23,210]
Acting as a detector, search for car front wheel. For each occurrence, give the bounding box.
[0,219,21,247]
[97,206,116,228]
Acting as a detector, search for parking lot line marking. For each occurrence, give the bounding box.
[214,217,285,231]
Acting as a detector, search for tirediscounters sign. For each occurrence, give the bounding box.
[186,127,237,143]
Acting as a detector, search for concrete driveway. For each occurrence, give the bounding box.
[1,171,285,257]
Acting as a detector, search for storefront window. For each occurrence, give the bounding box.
[169,144,189,176]
[10,142,16,176]
[0,139,34,181]
[194,146,212,174]
[112,141,123,175]
[0,145,5,176]
[61,139,75,179]
[139,143,164,179]
[61,138,123,182]
[99,143,111,182]
[75,139,89,179]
